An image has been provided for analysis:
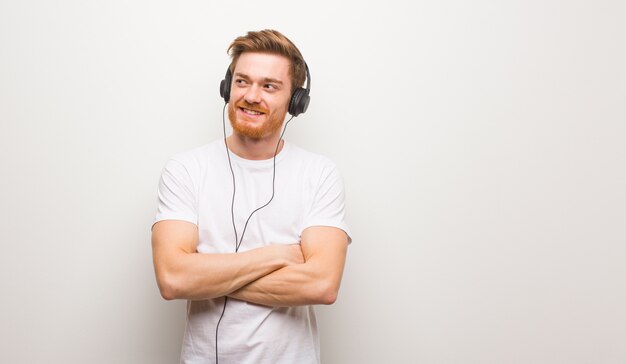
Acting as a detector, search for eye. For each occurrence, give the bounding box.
[234,79,248,86]
[264,84,278,90]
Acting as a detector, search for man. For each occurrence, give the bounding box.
[151,29,350,363]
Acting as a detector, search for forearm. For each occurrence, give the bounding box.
[228,259,338,306]
[156,248,287,301]
[153,220,304,301]
[229,226,349,307]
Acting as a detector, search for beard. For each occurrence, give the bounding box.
[228,100,285,139]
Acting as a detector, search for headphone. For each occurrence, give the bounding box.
[220,62,311,117]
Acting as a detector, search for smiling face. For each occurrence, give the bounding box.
[227,52,292,140]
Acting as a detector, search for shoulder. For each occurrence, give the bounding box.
[159,140,226,185]
[286,142,338,170]
[284,142,342,183]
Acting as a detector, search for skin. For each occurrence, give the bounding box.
[151,52,349,306]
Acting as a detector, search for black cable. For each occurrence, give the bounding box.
[215,103,294,363]
[223,103,239,249]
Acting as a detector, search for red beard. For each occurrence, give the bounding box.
[228,100,284,139]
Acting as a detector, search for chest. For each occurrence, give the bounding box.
[195,163,315,253]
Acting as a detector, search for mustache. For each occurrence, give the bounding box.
[235,101,268,114]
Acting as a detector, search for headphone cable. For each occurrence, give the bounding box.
[215,102,294,363]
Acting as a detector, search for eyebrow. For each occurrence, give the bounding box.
[234,72,284,85]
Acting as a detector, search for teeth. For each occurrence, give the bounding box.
[243,108,262,115]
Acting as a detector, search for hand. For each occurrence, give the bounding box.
[275,243,305,266]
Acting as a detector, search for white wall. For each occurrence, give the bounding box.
[1,0,625,363]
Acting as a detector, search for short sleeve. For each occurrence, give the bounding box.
[302,161,352,243]
[153,158,198,228]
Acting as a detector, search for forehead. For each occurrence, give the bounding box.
[234,52,291,83]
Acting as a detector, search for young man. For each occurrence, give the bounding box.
[151,30,350,363]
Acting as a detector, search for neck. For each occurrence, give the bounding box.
[226,132,284,160]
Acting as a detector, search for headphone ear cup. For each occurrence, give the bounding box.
[220,69,232,103]
[289,88,310,117]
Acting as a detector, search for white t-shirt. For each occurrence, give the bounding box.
[154,140,351,364]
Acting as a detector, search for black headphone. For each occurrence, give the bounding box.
[220,62,311,117]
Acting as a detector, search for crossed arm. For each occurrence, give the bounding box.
[151,220,349,306]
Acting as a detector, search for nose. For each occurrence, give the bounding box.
[244,84,262,104]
